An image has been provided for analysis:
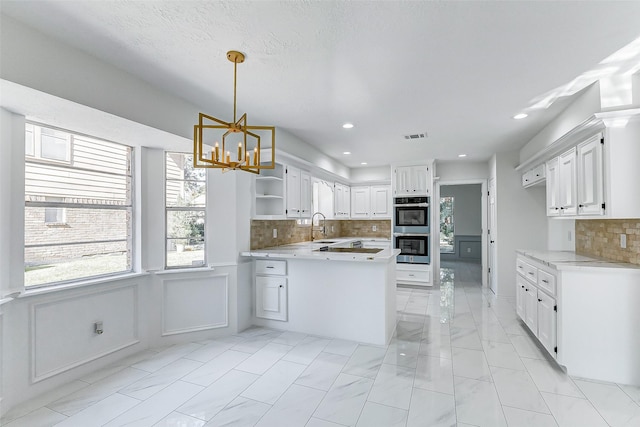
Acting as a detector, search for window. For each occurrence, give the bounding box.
[24,124,133,287]
[44,207,66,225]
[25,123,71,162]
[165,152,206,268]
[440,196,455,253]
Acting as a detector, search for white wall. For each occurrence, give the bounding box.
[519,83,601,164]
[441,184,482,236]
[350,166,391,183]
[548,218,575,251]
[492,150,547,296]
[436,161,489,181]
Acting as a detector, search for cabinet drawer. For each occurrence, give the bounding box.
[516,258,536,281]
[256,259,287,275]
[397,269,429,283]
[537,270,556,296]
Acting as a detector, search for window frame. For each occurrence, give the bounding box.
[25,123,72,164]
[440,196,455,254]
[164,152,207,270]
[24,122,134,288]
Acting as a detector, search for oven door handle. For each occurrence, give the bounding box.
[393,233,430,237]
[394,203,429,207]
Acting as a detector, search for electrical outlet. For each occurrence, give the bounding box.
[621,234,627,249]
[467,248,472,253]
[568,231,572,241]
[372,225,377,231]
[273,228,277,238]
[94,321,103,335]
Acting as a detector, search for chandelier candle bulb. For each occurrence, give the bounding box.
[214,142,219,161]
[253,147,258,165]
[237,142,242,161]
[226,151,230,163]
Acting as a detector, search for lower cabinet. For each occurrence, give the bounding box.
[255,260,288,321]
[396,263,431,287]
[516,257,557,358]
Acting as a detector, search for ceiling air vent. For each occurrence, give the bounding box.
[403,132,428,140]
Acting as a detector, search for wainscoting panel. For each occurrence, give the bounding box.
[161,273,228,336]
[441,235,482,261]
[31,284,139,382]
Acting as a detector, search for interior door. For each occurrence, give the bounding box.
[488,178,497,294]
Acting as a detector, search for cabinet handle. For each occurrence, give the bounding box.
[409,274,415,277]
[528,272,534,276]
[279,285,283,288]
[538,298,542,302]
[525,288,529,292]
[542,279,548,283]
[560,207,564,210]
[266,266,274,269]
[518,266,523,269]
[536,174,540,177]
[521,285,524,288]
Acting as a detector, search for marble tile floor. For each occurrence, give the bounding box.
[3,261,640,426]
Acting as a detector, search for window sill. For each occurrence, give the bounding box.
[152,266,216,275]
[20,272,150,298]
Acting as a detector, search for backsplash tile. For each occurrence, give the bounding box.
[575,219,640,265]
[251,219,391,250]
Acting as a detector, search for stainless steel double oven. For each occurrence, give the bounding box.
[393,196,430,264]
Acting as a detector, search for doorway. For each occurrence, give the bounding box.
[434,181,487,287]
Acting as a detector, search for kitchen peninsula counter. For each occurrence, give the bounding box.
[516,249,640,271]
[241,238,399,345]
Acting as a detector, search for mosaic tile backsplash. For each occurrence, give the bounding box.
[251,219,392,250]
[575,219,640,265]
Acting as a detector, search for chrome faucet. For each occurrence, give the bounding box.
[310,212,326,241]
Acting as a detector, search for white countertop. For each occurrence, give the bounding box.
[241,238,400,263]
[516,249,640,272]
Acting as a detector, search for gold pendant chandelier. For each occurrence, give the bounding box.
[193,50,275,174]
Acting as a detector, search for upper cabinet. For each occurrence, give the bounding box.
[351,185,391,219]
[537,114,640,219]
[576,135,604,216]
[254,162,286,218]
[394,165,430,196]
[334,182,350,218]
[286,166,311,218]
[521,164,546,188]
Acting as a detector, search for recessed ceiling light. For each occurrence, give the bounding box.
[342,123,354,129]
[343,151,351,155]
[513,113,528,120]
[361,162,367,165]
[458,154,467,158]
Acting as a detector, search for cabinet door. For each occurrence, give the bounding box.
[558,148,577,216]
[256,276,287,321]
[577,136,604,216]
[537,291,557,357]
[524,285,538,334]
[371,185,391,218]
[411,166,429,195]
[334,183,343,216]
[300,170,312,218]
[342,186,351,217]
[286,166,301,218]
[546,158,560,216]
[351,186,370,218]
[516,276,527,321]
[394,166,412,195]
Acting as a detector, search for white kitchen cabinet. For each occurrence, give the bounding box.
[576,135,604,216]
[546,158,560,216]
[546,148,577,217]
[350,186,370,218]
[522,163,546,188]
[334,182,350,217]
[256,276,287,321]
[300,171,312,217]
[370,185,391,218]
[516,255,557,359]
[394,165,430,196]
[396,263,431,286]
[255,259,288,322]
[254,162,286,218]
[350,185,391,219]
[312,178,334,218]
[558,148,577,216]
[523,285,538,333]
[286,166,311,218]
[537,291,557,355]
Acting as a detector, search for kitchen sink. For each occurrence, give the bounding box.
[313,247,383,254]
[313,240,337,244]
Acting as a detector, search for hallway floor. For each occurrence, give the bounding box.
[3,261,640,426]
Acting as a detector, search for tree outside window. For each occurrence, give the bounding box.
[440,196,455,253]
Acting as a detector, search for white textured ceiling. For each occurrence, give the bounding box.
[2,1,640,168]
